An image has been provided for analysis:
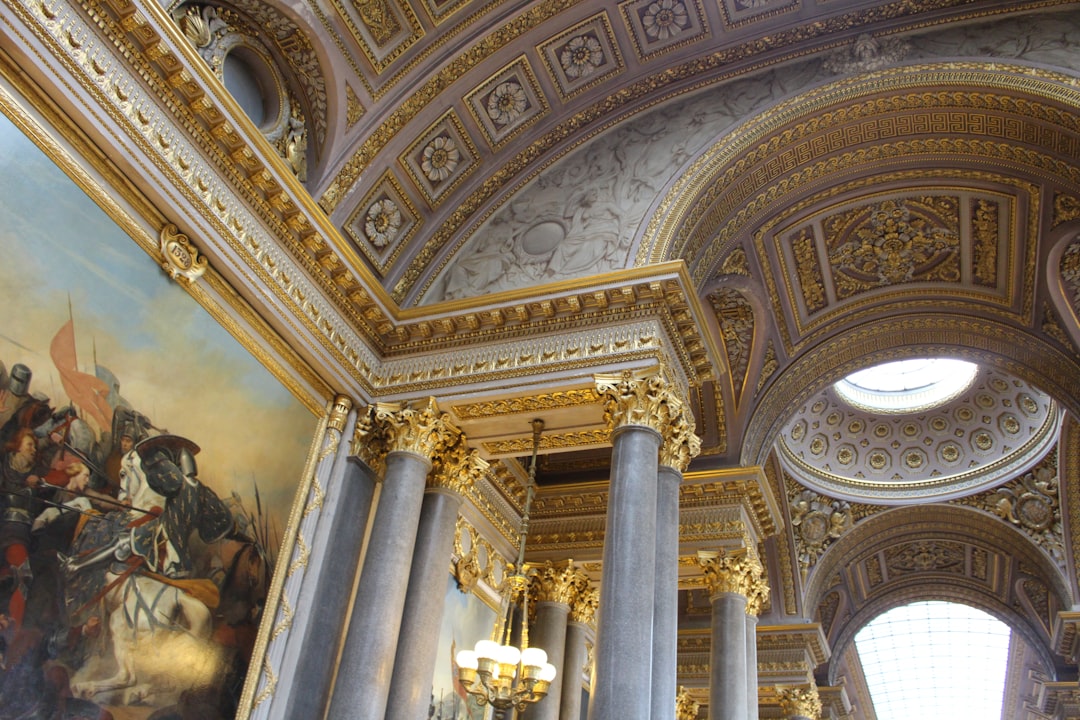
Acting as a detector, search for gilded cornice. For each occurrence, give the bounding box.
[452,388,600,420]
[529,560,589,606]
[682,467,781,539]
[396,2,1075,304]
[756,624,831,667]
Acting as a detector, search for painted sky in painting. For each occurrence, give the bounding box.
[0,109,316,544]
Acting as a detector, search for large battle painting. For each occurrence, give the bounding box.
[0,109,316,718]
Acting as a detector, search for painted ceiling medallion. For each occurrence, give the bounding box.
[778,365,1058,504]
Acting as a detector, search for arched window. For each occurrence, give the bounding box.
[854,601,1011,718]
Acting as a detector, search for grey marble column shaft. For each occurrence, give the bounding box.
[652,465,681,720]
[591,424,660,720]
[709,592,748,720]
[746,613,759,720]
[282,456,376,720]
[385,487,463,720]
[524,601,570,720]
[326,450,432,720]
[559,620,590,720]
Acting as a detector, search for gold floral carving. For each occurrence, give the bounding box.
[708,288,754,403]
[697,548,765,601]
[569,585,599,626]
[789,489,852,582]
[825,197,960,299]
[429,440,489,495]
[1052,192,1080,229]
[659,400,702,472]
[452,389,601,419]
[1060,237,1080,315]
[884,540,964,575]
[345,85,364,128]
[596,368,683,434]
[972,199,999,288]
[350,406,388,475]
[158,222,208,283]
[956,454,1065,567]
[791,226,826,313]
[777,684,822,719]
[453,516,511,592]
[530,560,589,606]
[755,341,778,394]
[719,247,750,277]
[675,686,701,720]
[375,397,460,459]
[483,429,611,456]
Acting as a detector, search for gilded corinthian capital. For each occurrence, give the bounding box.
[376,397,460,459]
[675,687,701,720]
[697,549,765,601]
[429,439,489,495]
[777,684,822,719]
[569,585,599,626]
[530,560,589,606]
[351,406,387,475]
[595,368,682,435]
[659,400,702,472]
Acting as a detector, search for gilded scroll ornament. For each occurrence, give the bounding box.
[789,490,852,582]
[530,560,590,606]
[708,288,754,402]
[697,548,764,599]
[350,406,387,475]
[675,686,700,720]
[158,223,208,283]
[777,684,822,719]
[961,459,1066,567]
[595,367,681,434]
[1052,192,1080,229]
[659,401,702,471]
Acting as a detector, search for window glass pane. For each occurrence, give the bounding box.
[854,601,1011,720]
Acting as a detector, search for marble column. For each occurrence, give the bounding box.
[558,585,597,720]
[777,684,822,720]
[327,399,458,720]
[745,564,769,720]
[698,549,765,720]
[386,446,488,720]
[653,403,700,720]
[523,561,589,720]
[591,369,683,720]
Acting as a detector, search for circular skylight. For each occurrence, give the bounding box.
[834,358,978,413]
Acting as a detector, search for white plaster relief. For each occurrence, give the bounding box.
[426,9,1080,304]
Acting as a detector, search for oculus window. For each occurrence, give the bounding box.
[835,358,978,413]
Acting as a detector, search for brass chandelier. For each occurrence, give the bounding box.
[454,419,557,717]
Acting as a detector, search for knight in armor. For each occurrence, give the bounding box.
[1,427,44,628]
[63,435,245,579]
[0,364,34,445]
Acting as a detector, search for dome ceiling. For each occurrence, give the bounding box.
[777,366,1059,504]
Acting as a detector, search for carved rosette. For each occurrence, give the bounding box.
[569,585,600,627]
[530,560,590,607]
[777,684,822,720]
[697,549,765,601]
[429,438,489,496]
[789,489,852,581]
[675,686,701,720]
[659,400,702,472]
[595,368,682,435]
